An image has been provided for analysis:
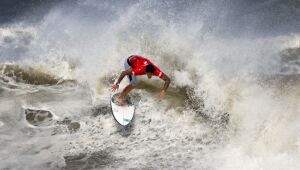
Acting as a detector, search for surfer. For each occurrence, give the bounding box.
[112,55,171,105]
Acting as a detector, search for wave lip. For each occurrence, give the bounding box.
[0,64,79,87]
[0,64,60,85]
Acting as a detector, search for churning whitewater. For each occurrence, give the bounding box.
[0,0,300,169]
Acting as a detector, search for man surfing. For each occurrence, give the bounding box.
[112,55,171,105]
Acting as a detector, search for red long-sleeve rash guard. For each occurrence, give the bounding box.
[128,55,164,78]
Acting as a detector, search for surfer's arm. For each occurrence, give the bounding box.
[157,74,170,100]
[161,74,171,92]
[115,69,132,85]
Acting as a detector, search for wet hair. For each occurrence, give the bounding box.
[146,64,155,73]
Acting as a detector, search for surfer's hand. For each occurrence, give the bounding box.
[112,84,119,92]
[157,90,166,100]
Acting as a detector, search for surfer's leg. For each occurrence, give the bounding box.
[124,73,136,95]
[122,84,134,96]
[116,57,137,105]
[117,84,134,104]
[117,73,136,104]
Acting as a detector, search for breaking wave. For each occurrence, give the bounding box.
[0,0,300,169]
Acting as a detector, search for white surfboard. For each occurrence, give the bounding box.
[110,93,135,126]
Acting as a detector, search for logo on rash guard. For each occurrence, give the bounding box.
[158,72,162,77]
[143,61,148,65]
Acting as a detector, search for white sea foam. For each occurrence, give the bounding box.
[0,0,300,169]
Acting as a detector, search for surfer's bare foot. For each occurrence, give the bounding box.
[116,96,128,105]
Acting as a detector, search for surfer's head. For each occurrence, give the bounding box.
[146,64,155,79]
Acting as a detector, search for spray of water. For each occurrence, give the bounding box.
[0,0,300,169]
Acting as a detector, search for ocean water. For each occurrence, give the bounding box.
[0,0,300,169]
